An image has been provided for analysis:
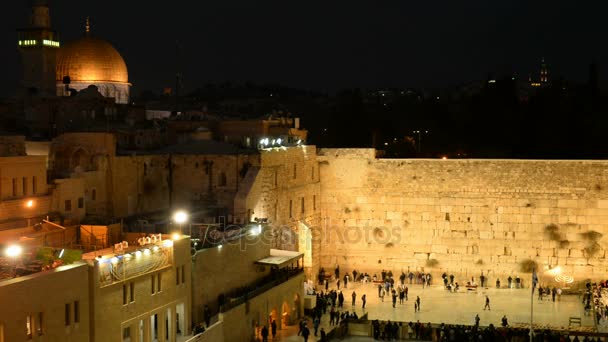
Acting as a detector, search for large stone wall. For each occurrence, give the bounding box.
[318,148,608,283]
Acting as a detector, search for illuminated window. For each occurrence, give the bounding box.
[26,314,33,339]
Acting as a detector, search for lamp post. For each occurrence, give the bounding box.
[6,244,23,277]
[412,130,429,153]
[173,210,188,235]
[25,200,34,228]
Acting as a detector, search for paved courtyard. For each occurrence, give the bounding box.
[276,279,595,341]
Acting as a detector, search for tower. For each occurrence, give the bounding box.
[17,0,60,97]
[539,57,549,84]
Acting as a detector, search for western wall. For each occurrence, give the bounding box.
[317,148,608,283]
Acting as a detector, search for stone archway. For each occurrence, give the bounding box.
[293,293,302,321]
[281,301,291,328]
[70,148,88,171]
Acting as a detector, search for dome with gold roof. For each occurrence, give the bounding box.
[55,22,130,104]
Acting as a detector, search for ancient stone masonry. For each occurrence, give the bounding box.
[318,148,608,282]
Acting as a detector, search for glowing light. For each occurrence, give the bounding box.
[143,249,151,256]
[58,249,65,258]
[171,233,181,241]
[218,245,223,249]
[163,240,174,248]
[297,139,302,145]
[277,138,282,145]
[251,225,262,236]
[5,245,22,257]
[442,156,448,160]
[153,246,160,253]
[110,257,119,264]
[488,79,496,83]
[26,200,34,208]
[173,211,188,224]
[124,253,132,259]
[135,251,142,258]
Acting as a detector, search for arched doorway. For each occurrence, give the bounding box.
[281,301,291,328]
[70,148,87,171]
[293,293,302,320]
[298,222,312,268]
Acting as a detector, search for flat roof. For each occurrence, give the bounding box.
[255,249,304,268]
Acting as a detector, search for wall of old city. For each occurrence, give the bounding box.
[235,146,322,275]
[318,148,608,283]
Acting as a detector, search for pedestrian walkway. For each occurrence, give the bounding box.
[275,279,594,341]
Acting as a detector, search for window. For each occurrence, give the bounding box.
[313,195,316,211]
[91,189,97,201]
[32,176,37,194]
[74,301,80,323]
[157,272,162,292]
[78,197,84,209]
[26,315,33,339]
[23,177,27,195]
[301,197,305,214]
[289,200,293,218]
[65,200,72,211]
[175,267,180,286]
[274,171,278,186]
[181,265,185,284]
[312,166,315,180]
[130,282,135,302]
[151,275,156,294]
[219,172,227,186]
[65,303,71,326]
[12,178,16,197]
[37,312,43,336]
[123,284,127,305]
[293,164,297,179]
[123,327,131,341]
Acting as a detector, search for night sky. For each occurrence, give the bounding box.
[0,1,606,97]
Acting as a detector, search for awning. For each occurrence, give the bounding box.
[255,249,304,268]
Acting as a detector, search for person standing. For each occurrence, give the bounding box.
[320,327,327,342]
[392,290,397,308]
[416,296,421,312]
[405,286,409,301]
[313,316,320,336]
[261,325,269,342]
[302,323,310,342]
[475,314,480,327]
[378,284,382,297]
[335,265,340,280]
[325,279,329,291]
[362,294,367,309]
[508,276,512,288]
[336,279,341,290]
[483,295,491,310]
[203,305,211,328]
[353,269,358,283]
[351,291,356,307]
[271,319,277,339]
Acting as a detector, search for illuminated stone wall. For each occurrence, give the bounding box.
[318,148,608,283]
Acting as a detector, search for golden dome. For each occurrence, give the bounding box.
[56,36,128,84]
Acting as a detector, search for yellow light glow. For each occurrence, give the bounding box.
[26,200,34,208]
[173,211,188,224]
[171,233,181,241]
[153,246,159,252]
[442,156,448,160]
[135,251,142,258]
[163,240,174,248]
[143,249,151,256]
[110,257,119,264]
[5,245,22,257]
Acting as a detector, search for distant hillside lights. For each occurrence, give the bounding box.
[258,137,303,150]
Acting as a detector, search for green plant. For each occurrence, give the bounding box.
[426,259,439,267]
[519,259,537,273]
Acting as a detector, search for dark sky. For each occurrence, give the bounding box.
[1,1,606,97]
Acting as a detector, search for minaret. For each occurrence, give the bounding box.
[17,0,60,97]
[539,57,549,84]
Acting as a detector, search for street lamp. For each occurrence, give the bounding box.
[412,130,429,153]
[173,210,189,235]
[25,200,35,228]
[5,245,22,277]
